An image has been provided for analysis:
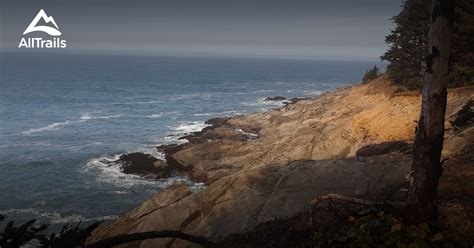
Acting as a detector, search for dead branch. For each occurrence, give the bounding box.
[311,193,384,207]
[86,230,215,248]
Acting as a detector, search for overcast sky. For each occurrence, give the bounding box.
[0,0,402,60]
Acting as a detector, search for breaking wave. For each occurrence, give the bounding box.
[21,113,124,135]
[83,153,206,192]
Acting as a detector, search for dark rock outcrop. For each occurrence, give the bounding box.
[283,97,311,107]
[180,127,248,144]
[205,117,231,126]
[117,153,172,179]
[264,96,286,101]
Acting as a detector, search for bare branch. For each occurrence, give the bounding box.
[86,230,215,248]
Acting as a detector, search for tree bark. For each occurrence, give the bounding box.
[407,0,456,224]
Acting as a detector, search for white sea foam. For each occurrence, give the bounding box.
[171,122,210,133]
[162,121,210,144]
[134,147,165,160]
[241,98,286,108]
[193,110,244,117]
[163,134,188,144]
[302,90,324,96]
[145,113,163,118]
[21,113,124,135]
[84,154,165,187]
[83,151,204,189]
[22,121,77,135]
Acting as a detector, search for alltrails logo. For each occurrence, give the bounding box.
[18,9,67,49]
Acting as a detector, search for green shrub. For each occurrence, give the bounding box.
[362,66,380,83]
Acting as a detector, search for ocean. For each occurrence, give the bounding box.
[0,52,381,228]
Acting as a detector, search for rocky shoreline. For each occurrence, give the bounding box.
[88,75,474,247]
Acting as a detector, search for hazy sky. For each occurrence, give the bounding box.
[0,0,402,60]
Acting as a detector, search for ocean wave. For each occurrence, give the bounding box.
[84,154,167,187]
[79,113,124,121]
[168,121,210,134]
[145,113,163,118]
[21,113,124,135]
[193,110,244,117]
[22,120,78,135]
[302,90,324,96]
[84,151,206,191]
[110,100,163,105]
[163,134,188,144]
[241,98,286,108]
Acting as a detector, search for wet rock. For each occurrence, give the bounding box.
[181,127,248,144]
[117,152,172,179]
[264,96,286,101]
[205,117,230,126]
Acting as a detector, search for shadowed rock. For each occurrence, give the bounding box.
[117,153,172,179]
[88,156,412,247]
[356,141,413,157]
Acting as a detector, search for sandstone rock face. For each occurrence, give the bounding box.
[168,76,474,183]
[89,156,411,248]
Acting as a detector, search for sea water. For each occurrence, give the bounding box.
[0,52,382,228]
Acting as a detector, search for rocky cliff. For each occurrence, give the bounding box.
[88,75,474,247]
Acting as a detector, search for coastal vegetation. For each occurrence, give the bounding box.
[0,214,98,248]
[361,66,380,83]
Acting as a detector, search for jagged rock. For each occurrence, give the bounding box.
[181,127,248,144]
[117,153,172,179]
[264,96,286,101]
[283,97,311,107]
[205,117,231,126]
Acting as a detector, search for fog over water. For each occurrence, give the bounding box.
[1,0,401,60]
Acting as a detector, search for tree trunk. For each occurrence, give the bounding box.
[407,0,456,224]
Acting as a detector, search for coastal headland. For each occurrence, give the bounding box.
[88,75,474,247]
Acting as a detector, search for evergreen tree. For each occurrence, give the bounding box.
[381,0,431,90]
[450,0,474,87]
[362,65,380,83]
[382,0,474,89]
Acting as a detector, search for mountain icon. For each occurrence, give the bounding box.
[23,9,62,36]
